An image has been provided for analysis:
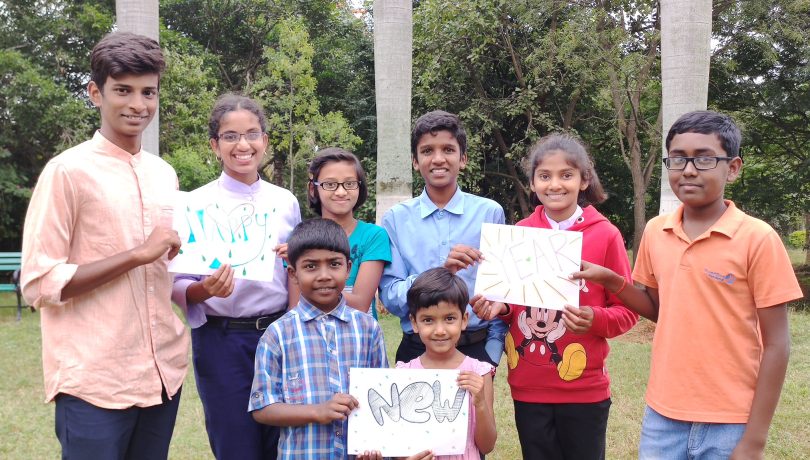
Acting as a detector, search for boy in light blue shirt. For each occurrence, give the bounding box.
[380,110,507,366]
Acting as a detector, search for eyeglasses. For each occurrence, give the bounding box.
[216,131,264,143]
[312,180,362,191]
[663,156,734,171]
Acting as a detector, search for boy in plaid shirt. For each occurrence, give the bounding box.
[249,219,388,459]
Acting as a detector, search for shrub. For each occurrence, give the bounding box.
[788,230,807,249]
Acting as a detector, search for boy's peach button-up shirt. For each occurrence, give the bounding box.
[21,131,189,409]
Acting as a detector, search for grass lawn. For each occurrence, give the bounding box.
[1,295,808,459]
[787,247,807,266]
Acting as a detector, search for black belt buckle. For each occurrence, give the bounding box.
[255,310,285,330]
[255,316,272,330]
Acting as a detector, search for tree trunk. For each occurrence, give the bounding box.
[288,80,294,192]
[659,0,712,214]
[805,212,810,265]
[116,0,160,155]
[373,0,413,224]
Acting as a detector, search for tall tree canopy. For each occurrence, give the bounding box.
[0,0,807,258]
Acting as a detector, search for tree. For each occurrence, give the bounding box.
[251,17,361,206]
[711,0,810,263]
[116,0,160,154]
[410,0,661,250]
[159,27,222,191]
[659,0,712,214]
[373,0,413,223]
[592,1,663,257]
[0,0,110,249]
[0,51,94,247]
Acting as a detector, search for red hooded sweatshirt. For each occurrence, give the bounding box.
[499,205,637,403]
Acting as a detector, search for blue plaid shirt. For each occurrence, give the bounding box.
[249,296,388,459]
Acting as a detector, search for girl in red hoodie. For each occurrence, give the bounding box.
[474,133,637,459]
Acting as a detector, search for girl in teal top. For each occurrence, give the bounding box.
[307,148,391,318]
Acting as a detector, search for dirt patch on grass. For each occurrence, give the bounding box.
[614,318,655,343]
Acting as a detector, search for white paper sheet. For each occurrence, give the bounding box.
[168,191,279,282]
[347,368,469,456]
[474,223,582,310]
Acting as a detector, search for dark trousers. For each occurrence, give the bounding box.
[513,398,611,460]
[54,387,181,460]
[192,322,279,460]
[395,330,496,366]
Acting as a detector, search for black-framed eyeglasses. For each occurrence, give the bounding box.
[216,131,264,143]
[311,180,362,191]
[663,156,734,171]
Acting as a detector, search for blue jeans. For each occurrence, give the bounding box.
[639,406,746,460]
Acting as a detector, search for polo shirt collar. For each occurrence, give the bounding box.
[218,171,261,194]
[418,186,465,218]
[664,200,744,238]
[92,131,142,163]
[296,295,351,322]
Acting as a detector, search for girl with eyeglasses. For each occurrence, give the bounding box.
[304,147,392,318]
[171,93,301,460]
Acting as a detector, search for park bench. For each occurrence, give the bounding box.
[0,252,26,321]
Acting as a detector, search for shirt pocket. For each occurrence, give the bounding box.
[283,372,305,404]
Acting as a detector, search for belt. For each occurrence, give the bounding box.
[205,311,286,331]
[404,327,489,347]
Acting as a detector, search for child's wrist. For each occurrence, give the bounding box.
[610,275,627,295]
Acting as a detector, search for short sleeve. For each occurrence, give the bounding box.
[472,359,494,377]
[748,228,803,308]
[631,219,658,289]
[361,224,392,264]
[395,359,420,369]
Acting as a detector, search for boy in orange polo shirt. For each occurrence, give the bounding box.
[574,111,803,459]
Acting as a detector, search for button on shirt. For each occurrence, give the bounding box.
[171,173,301,328]
[20,131,189,408]
[379,187,508,364]
[249,296,388,459]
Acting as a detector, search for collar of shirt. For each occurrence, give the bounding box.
[545,206,584,231]
[217,171,261,195]
[295,295,352,323]
[664,200,744,242]
[417,186,465,218]
[93,130,143,164]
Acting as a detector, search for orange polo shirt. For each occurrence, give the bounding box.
[633,201,802,423]
[21,132,189,409]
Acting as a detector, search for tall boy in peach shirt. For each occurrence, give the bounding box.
[574,111,803,459]
[20,32,189,459]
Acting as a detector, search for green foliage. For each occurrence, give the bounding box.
[712,1,810,228]
[1,0,807,255]
[789,230,807,249]
[252,16,361,202]
[0,50,96,249]
[159,26,222,191]
[0,0,114,95]
[0,0,112,249]
[164,146,221,192]
[411,0,659,239]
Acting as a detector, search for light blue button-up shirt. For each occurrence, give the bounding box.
[380,187,508,364]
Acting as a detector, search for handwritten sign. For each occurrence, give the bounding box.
[347,368,469,456]
[474,223,582,310]
[169,191,279,282]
